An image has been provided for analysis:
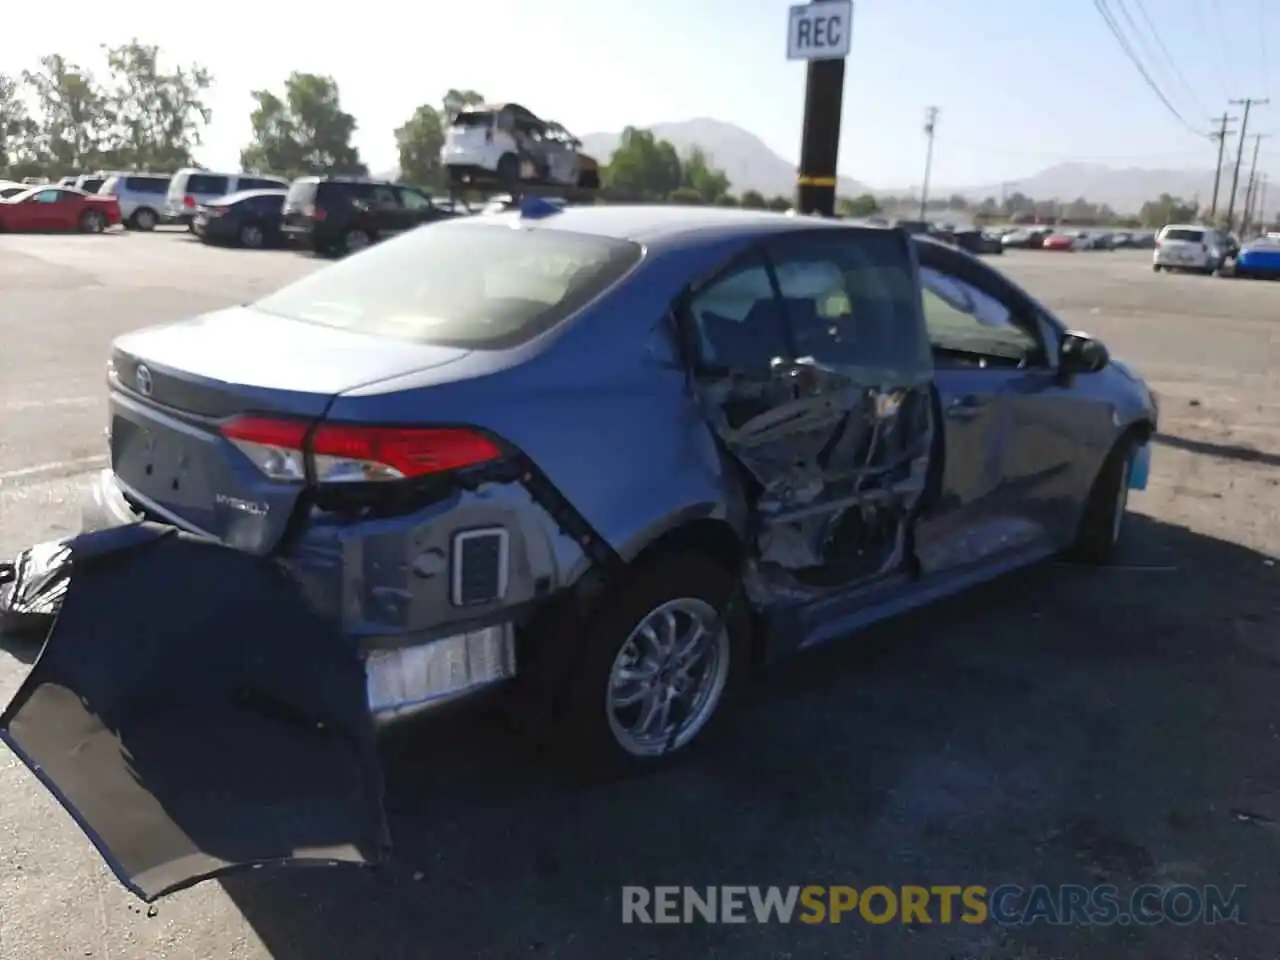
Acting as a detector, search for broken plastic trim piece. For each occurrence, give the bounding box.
[0,523,389,903]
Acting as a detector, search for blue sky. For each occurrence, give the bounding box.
[1,0,1273,188]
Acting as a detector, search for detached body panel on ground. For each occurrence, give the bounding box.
[0,208,1158,902]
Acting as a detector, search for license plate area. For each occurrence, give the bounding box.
[109,406,223,521]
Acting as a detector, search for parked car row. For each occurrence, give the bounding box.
[192,175,463,254]
[997,226,1158,251]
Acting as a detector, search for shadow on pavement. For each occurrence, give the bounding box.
[212,512,1278,960]
[1155,432,1280,468]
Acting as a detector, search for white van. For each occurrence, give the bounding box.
[165,169,289,229]
[1152,223,1227,274]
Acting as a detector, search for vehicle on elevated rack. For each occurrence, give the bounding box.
[441,102,601,190]
[0,205,1156,906]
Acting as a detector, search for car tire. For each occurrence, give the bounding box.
[1152,264,1162,272]
[521,552,751,781]
[341,228,371,254]
[79,210,107,234]
[130,208,158,231]
[496,153,520,186]
[238,223,265,249]
[1065,436,1136,565]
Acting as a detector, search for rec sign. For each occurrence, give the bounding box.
[787,0,854,61]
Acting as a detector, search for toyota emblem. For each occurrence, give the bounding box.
[135,364,153,397]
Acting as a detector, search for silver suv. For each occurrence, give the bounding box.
[99,174,172,231]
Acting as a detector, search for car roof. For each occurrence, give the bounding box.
[469,204,877,248]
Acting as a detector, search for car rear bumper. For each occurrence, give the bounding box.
[74,468,522,721]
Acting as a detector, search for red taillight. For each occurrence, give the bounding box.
[206,206,227,218]
[1155,240,1162,248]
[183,194,196,208]
[219,416,501,483]
[302,204,326,222]
[311,424,501,480]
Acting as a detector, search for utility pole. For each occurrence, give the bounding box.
[792,1,854,217]
[1226,98,1269,229]
[1208,112,1237,218]
[1242,133,1268,234]
[919,106,939,220]
[1259,173,1270,230]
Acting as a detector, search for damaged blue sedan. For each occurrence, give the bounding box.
[0,203,1157,902]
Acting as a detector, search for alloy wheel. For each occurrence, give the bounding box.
[605,596,731,757]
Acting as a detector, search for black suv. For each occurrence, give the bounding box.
[280,176,456,254]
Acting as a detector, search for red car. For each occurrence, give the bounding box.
[1041,232,1078,251]
[0,186,122,234]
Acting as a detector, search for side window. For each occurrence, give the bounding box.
[919,265,1041,367]
[33,190,61,203]
[371,185,400,209]
[397,188,433,210]
[686,261,789,371]
[768,231,928,372]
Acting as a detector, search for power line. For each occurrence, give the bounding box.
[1116,0,1206,113]
[1092,0,1203,136]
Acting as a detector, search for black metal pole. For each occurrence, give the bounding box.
[796,56,845,217]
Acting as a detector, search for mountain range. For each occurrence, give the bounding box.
[576,121,1228,213]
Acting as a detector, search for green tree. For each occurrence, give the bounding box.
[603,127,682,199]
[680,146,730,203]
[240,72,365,178]
[1139,193,1197,227]
[715,194,739,207]
[23,55,113,174]
[766,195,792,212]
[668,186,704,205]
[739,189,767,209]
[837,193,881,217]
[442,88,485,120]
[0,73,39,174]
[101,40,212,170]
[395,104,445,187]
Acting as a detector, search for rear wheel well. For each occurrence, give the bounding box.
[1123,418,1155,446]
[629,517,745,576]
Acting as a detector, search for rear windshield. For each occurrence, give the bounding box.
[1162,228,1204,242]
[186,174,230,195]
[78,178,104,194]
[285,180,318,205]
[454,110,494,127]
[253,221,643,350]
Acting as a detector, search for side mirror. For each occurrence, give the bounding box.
[1059,331,1109,376]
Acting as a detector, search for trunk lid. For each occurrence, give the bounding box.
[107,306,471,551]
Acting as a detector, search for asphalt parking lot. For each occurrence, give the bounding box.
[1,233,1278,960]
